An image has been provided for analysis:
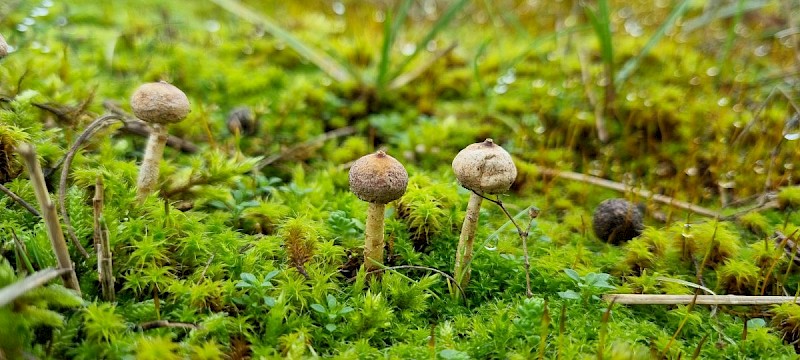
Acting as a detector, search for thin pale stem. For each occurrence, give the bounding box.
[17,143,81,295]
[364,202,386,273]
[605,294,800,305]
[454,192,483,291]
[93,177,114,301]
[136,124,168,203]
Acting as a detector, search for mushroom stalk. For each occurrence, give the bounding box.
[364,202,386,272]
[135,124,168,202]
[454,192,482,289]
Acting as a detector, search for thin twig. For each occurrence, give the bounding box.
[93,177,115,301]
[362,265,466,299]
[0,183,40,217]
[539,167,721,218]
[472,191,535,298]
[605,294,800,305]
[773,231,800,266]
[17,143,81,295]
[199,254,215,279]
[0,268,70,307]
[59,114,124,260]
[255,126,356,170]
[136,320,200,331]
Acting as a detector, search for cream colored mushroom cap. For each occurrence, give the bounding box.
[130,81,190,124]
[452,139,517,194]
[349,151,409,204]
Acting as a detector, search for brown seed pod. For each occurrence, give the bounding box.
[130,81,191,125]
[226,106,258,136]
[452,138,517,195]
[592,198,644,244]
[349,150,409,204]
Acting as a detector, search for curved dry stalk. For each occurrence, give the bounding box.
[604,294,800,305]
[58,114,124,260]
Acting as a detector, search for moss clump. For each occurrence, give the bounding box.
[716,259,760,295]
[778,187,800,211]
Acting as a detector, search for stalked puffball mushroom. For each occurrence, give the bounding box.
[452,138,517,290]
[349,150,408,272]
[592,198,644,244]
[131,81,190,202]
[0,33,8,59]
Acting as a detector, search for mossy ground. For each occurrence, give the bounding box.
[2,0,800,358]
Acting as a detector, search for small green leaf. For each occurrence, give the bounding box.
[564,269,581,282]
[325,323,337,332]
[557,290,580,300]
[263,296,276,307]
[310,303,326,313]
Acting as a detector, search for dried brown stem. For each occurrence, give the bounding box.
[93,177,114,301]
[605,294,800,305]
[16,143,81,295]
[59,114,124,260]
[137,320,199,331]
[773,231,800,266]
[539,167,720,218]
[0,182,40,217]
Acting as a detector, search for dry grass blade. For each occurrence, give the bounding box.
[93,177,114,301]
[255,126,356,170]
[388,41,458,90]
[209,0,352,83]
[0,267,70,307]
[17,143,82,295]
[604,294,800,305]
[539,167,720,218]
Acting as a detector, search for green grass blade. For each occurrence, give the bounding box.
[377,0,414,89]
[388,0,470,81]
[209,0,353,83]
[615,0,691,89]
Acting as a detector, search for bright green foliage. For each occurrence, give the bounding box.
[1,0,800,358]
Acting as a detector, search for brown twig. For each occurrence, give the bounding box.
[472,191,535,298]
[604,294,800,305]
[59,114,124,260]
[93,177,114,301]
[16,143,81,295]
[773,231,800,266]
[539,167,721,218]
[102,100,199,153]
[136,320,199,331]
[0,182,40,217]
[255,126,356,170]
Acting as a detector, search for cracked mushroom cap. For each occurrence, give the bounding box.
[592,198,644,244]
[349,151,408,204]
[0,33,8,58]
[130,81,191,124]
[452,139,517,195]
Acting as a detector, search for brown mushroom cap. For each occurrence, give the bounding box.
[349,151,408,204]
[452,139,517,194]
[0,33,8,58]
[592,198,644,244]
[130,81,190,124]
